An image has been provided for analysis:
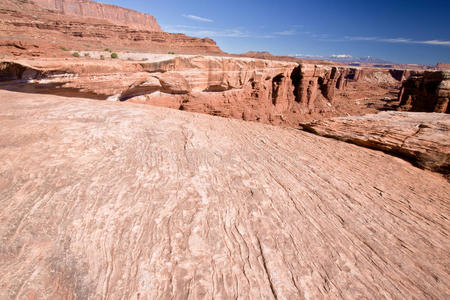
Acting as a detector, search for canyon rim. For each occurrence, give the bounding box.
[0,0,449,299]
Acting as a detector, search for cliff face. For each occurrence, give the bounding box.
[0,56,403,126]
[32,0,162,31]
[399,71,450,113]
[0,0,224,55]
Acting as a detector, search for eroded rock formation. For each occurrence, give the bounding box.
[301,112,450,176]
[0,56,404,126]
[398,70,450,113]
[0,89,449,299]
[32,0,162,31]
[0,0,224,55]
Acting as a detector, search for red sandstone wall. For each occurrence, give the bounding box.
[32,0,162,31]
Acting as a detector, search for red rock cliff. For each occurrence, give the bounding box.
[32,0,162,31]
[398,70,450,113]
[0,0,224,55]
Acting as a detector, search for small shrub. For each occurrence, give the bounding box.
[168,51,175,55]
[59,46,68,51]
[110,52,118,59]
[84,53,90,57]
[100,55,105,60]
[104,48,111,52]
[72,52,80,57]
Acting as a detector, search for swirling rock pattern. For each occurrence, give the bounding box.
[0,90,449,299]
[301,112,450,175]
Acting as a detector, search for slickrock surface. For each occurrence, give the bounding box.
[0,90,449,299]
[301,112,450,175]
[32,0,162,31]
[0,57,402,126]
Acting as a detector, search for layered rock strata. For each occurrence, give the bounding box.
[32,0,162,31]
[0,56,404,126]
[301,111,450,175]
[0,0,223,55]
[398,70,450,113]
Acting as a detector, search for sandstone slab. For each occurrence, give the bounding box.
[301,111,450,175]
[0,90,449,299]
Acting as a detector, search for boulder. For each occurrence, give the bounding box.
[301,111,450,175]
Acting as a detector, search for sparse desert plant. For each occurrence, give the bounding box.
[72,52,80,57]
[84,53,90,57]
[168,51,175,55]
[59,46,68,51]
[111,52,118,59]
[100,55,105,60]
[104,48,111,52]
[141,58,148,61]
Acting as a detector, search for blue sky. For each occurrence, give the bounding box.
[98,0,450,65]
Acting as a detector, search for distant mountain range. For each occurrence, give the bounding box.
[239,52,446,70]
[291,54,394,65]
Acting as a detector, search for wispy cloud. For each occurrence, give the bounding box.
[164,25,279,39]
[164,25,204,30]
[345,36,450,46]
[418,40,450,46]
[182,14,213,23]
[330,54,353,58]
[290,53,325,59]
[165,26,251,38]
[274,29,297,36]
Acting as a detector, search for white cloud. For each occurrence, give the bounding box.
[290,53,324,59]
[163,24,203,30]
[165,25,278,39]
[330,54,353,58]
[182,14,213,23]
[421,40,450,46]
[165,27,251,38]
[274,29,297,36]
[344,36,378,41]
[381,38,413,43]
[345,36,450,46]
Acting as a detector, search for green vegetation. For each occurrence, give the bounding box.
[104,48,111,52]
[100,55,105,60]
[72,52,80,58]
[59,46,69,51]
[84,53,90,57]
[110,52,118,59]
[168,51,175,55]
